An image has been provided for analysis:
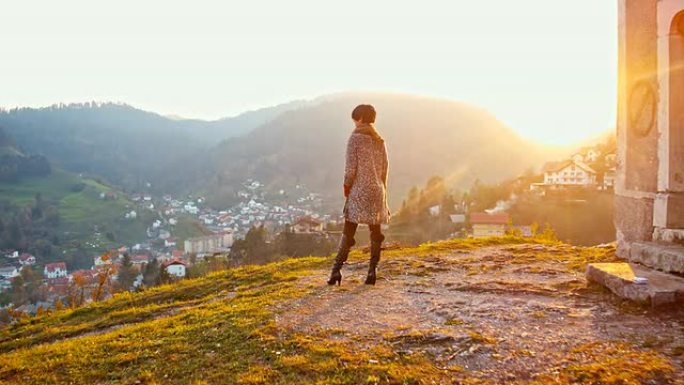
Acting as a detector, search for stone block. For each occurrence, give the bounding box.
[586,262,684,307]
[629,242,684,273]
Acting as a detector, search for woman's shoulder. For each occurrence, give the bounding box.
[348,132,373,143]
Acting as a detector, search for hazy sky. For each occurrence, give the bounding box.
[0,0,617,144]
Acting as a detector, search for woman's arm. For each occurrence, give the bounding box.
[343,136,358,193]
[381,142,389,188]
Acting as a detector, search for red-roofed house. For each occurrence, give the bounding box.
[163,260,186,278]
[70,269,97,285]
[47,277,70,295]
[18,253,36,266]
[44,262,67,279]
[172,250,185,258]
[164,237,177,248]
[470,213,510,238]
[131,255,150,265]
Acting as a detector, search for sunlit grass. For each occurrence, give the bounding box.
[0,237,673,385]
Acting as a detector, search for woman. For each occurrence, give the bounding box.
[327,104,390,286]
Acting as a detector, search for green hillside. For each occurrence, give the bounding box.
[0,169,157,265]
[0,237,681,384]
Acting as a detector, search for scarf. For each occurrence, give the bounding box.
[353,123,384,143]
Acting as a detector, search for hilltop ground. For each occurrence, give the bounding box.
[0,237,683,384]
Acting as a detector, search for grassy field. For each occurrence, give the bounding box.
[1,236,680,384]
[0,169,157,255]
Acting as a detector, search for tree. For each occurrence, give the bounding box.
[20,266,45,304]
[142,258,160,287]
[92,253,114,302]
[116,254,137,291]
[68,271,88,308]
[230,225,275,265]
[10,275,27,306]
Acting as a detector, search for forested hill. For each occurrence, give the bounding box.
[0,101,305,193]
[203,92,567,209]
[0,126,51,182]
[0,94,571,209]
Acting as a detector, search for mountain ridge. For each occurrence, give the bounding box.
[203,92,570,209]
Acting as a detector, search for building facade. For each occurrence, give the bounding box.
[615,0,684,273]
[543,160,597,186]
[470,213,509,238]
[184,232,234,254]
[44,262,68,279]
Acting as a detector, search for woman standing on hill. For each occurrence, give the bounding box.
[327,104,390,286]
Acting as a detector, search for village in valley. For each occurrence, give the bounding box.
[0,140,619,316]
[0,178,339,315]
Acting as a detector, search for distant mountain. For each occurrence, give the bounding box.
[203,92,566,210]
[0,101,305,192]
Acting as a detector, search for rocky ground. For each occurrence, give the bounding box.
[2,238,683,384]
[278,243,684,383]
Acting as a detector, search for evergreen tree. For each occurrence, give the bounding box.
[10,275,27,306]
[116,254,137,291]
[142,258,160,287]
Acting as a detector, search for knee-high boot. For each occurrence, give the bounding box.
[365,239,382,285]
[327,235,354,286]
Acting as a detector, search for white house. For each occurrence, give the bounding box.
[0,266,19,279]
[542,159,597,187]
[291,216,323,233]
[44,262,68,279]
[164,261,186,278]
[18,254,36,266]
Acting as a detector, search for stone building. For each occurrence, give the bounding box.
[591,0,684,306]
[615,0,684,272]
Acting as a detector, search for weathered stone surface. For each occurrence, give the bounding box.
[629,242,684,274]
[586,262,684,307]
[614,195,654,258]
[653,227,684,244]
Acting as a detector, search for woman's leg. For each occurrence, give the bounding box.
[328,221,358,285]
[366,225,385,285]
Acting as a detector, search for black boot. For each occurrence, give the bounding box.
[328,235,354,286]
[365,239,382,285]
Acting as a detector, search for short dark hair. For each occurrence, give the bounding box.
[351,104,376,124]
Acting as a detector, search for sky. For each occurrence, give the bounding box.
[0,0,617,145]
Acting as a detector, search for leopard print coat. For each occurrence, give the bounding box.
[343,124,390,225]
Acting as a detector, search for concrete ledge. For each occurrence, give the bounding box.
[629,242,684,274]
[586,262,684,308]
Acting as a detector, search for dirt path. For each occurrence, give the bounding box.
[278,244,684,382]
